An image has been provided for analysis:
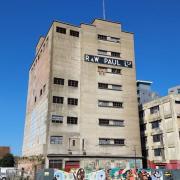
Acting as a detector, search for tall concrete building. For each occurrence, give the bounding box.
[22,19,142,170]
[139,93,180,169]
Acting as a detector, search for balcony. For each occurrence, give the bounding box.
[164,113,172,119]
[148,112,161,122]
[151,128,163,135]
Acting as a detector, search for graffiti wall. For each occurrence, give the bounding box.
[53,168,169,180]
[82,159,142,173]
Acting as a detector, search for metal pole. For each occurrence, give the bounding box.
[103,0,106,20]
[134,146,137,169]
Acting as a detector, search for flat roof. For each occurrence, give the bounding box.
[137,80,153,85]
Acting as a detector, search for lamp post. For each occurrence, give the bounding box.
[133,146,137,169]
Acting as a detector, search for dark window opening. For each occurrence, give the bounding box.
[70,30,79,37]
[154,148,162,156]
[113,102,123,108]
[56,27,66,34]
[68,80,78,87]
[99,119,109,125]
[114,139,125,145]
[153,134,162,142]
[151,120,160,129]
[98,34,107,40]
[72,140,76,146]
[68,98,78,105]
[67,117,78,124]
[98,83,108,89]
[111,51,120,58]
[54,78,64,85]
[49,160,62,169]
[53,96,64,104]
[40,89,42,96]
[150,106,159,114]
[111,68,121,74]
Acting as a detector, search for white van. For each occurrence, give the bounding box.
[0,167,15,180]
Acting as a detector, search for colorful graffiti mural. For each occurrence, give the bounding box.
[53,168,167,180]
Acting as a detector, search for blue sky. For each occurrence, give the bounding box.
[0,0,180,155]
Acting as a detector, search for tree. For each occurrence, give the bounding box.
[0,153,15,167]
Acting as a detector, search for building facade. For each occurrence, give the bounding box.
[168,86,180,95]
[22,19,142,170]
[140,94,180,169]
[0,146,10,159]
[137,80,159,105]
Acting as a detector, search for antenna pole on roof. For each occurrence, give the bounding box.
[103,0,106,20]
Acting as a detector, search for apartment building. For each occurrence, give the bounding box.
[168,86,180,95]
[139,93,180,169]
[22,19,142,170]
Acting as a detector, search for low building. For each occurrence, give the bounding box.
[0,146,10,159]
[139,93,180,169]
[168,86,180,95]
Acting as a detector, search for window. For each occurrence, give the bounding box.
[70,30,79,37]
[98,83,122,91]
[52,115,63,123]
[111,85,122,91]
[153,134,162,142]
[99,138,110,145]
[49,160,62,169]
[98,83,108,89]
[98,34,107,41]
[98,100,109,107]
[68,80,78,87]
[114,139,125,145]
[98,100,123,108]
[34,96,37,103]
[98,49,108,56]
[178,89,180,94]
[53,96,64,104]
[151,120,160,129]
[99,138,125,145]
[154,148,162,156]
[56,27,66,34]
[175,100,180,104]
[68,98,78,105]
[99,119,124,126]
[109,37,120,43]
[40,89,42,96]
[54,78,64,85]
[43,84,46,92]
[72,140,76,146]
[111,51,120,58]
[50,136,63,144]
[98,34,120,43]
[113,120,124,126]
[150,106,159,114]
[99,119,109,125]
[67,117,78,124]
[111,68,121,74]
[113,102,123,108]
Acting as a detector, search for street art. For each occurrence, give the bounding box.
[53,168,165,180]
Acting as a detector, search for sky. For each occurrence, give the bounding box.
[0,0,180,155]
